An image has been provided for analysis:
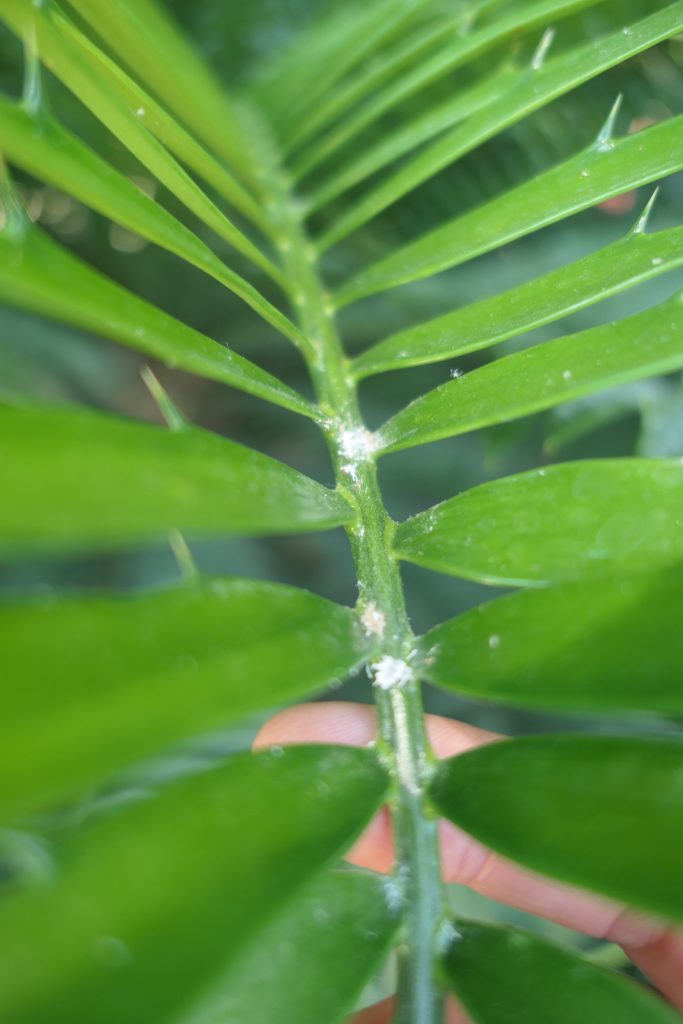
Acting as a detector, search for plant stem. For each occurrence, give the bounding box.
[248,110,445,1023]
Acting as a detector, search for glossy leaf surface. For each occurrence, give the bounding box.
[195,871,399,1024]
[380,290,683,452]
[420,571,683,715]
[441,919,681,1024]
[0,405,351,551]
[0,100,302,346]
[394,459,683,586]
[324,3,683,252]
[0,223,316,419]
[431,735,683,921]
[0,577,373,821]
[355,224,683,377]
[0,745,388,1024]
[338,114,683,301]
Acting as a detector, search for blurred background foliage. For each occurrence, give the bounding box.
[0,0,682,969]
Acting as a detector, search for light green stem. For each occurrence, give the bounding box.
[247,108,445,1024]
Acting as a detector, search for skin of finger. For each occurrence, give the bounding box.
[255,702,683,1008]
[351,995,470,1024]
[626,931,683,1008]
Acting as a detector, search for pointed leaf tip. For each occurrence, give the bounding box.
[531,26,556,71]
[596,92,624,150]
[141,366,187,432]
[632,186,660,234]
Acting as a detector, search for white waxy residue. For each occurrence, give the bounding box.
[361,602,386,638]
[340,462,360,485]
[338,424,377,461]
[390,686,421,796]
[436,919,462,954]
[372,655,413,690]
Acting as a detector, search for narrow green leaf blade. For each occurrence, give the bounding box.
[6,3,280,279]
[0,405,352,551]
[355,224,683,378]
[309,61,517,213]
[0,578,373,821]
[300,0,605,181]
[440,919,681,1024]
[194,871,399,1024]
[324,2,683,254]
[0,100,302,347]
[0,745,388,1024]
[288,8,468,157]
[338,114,683,302]
[43,10,265,230]
[61,0,261,184]
[0,221,316,420]
[420,571,683,715]
[380,291,683,452]
[255,0,434,138]
[431,735,683,922]
[394,458,683,586]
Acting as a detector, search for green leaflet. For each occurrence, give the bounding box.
[338,113,683,302]
[430,735,683,922]
[420,571,683,715]
[0,746,388,1024]
[393,458,683,586]
[61,0,260,185]
[0,577,374,821]
[354,223,683,377]
[380,290,683,452]
[0,221,316,420]
[440,919,681,1024]
[191,871,399,1024]
[47,5,270,237]
[0,2,276,274]
[298,0,607,179]
[0,404,352,552]
[323,2,683,253]
[308,62,517,213]
[254,0,434,139]
[287,8,471,157]
[0,101,303,348]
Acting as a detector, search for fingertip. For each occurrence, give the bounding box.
[346,807,395,874]
[351,996,470,1023]
[424,713,501,759]
[253,701,378,751]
